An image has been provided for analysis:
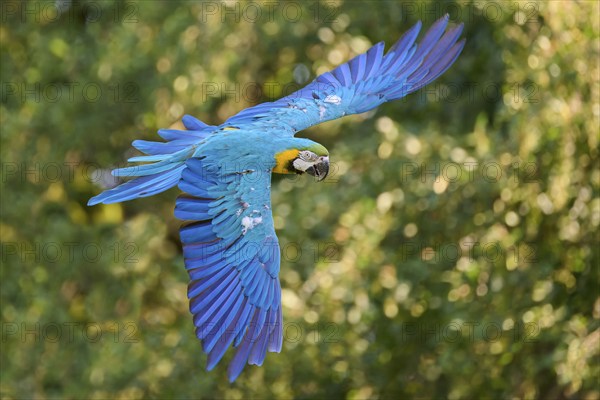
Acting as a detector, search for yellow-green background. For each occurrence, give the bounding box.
[1,1,598,398]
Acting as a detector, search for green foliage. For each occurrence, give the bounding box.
[1,1,598,398]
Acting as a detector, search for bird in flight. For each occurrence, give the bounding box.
[89,15,464,382]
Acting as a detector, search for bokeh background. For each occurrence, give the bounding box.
[1,0,599,398]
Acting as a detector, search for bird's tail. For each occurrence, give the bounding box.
[88,115,214,206]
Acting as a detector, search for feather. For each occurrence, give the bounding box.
[88,15,464,383]
[182,114,210,130]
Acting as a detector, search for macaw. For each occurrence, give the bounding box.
[89,15,464,382]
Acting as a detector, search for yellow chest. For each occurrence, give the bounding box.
[273,149,299,174]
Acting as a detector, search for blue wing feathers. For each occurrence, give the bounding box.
[413,15,449,60]
[365,42,385,79]
[179,221,216,244]
[191,271,238,319]
[184,253,221,272]
[176,196,212,210]
[423,24,464,67]
[232,302,254,347]
[225,14,463,132]
[175,207,211,222]
[175,156,283,381]
[389,44,418,76]
[188,267,230,299]
[239,261,261,289]
[263,309,280,356]
[332,62,351,86]
[254,278,271,310]
[349,50,367,82]
[89,16,463,382]
[182,114,210,130]
[187,261,225,281]
[388,20,421,54]
[249,320,271,366]
[268,306,283,352]
[244,270,266,300]
[271,285,281,314]
[247,310,271,366]
[212,293,247,342]
[187,240,223,258]
[216,217,243,243]
[178,179,211,198]
[183,240,224,260]
[204,298,248,370]
[227,315,258,381]
[186,157,216,179]
[415,40,465,91]
[203,292,245,354]
[202,285,244,342]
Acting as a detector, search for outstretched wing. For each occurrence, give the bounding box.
[176,155,282,382]
[224,14,464,134]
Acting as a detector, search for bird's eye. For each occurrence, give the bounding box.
[300,151,315,161]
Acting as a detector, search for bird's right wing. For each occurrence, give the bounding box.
[175,155,282,382]
[224,14,464,135]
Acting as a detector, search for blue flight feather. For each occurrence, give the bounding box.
[88,15,464,382]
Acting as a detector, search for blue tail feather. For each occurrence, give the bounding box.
[88,117,214,206]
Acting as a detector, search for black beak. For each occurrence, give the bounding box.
[306,156,329,182]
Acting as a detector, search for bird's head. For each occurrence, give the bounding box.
[273,141,329,181]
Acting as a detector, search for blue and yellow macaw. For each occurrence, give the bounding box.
[89,15,464,381]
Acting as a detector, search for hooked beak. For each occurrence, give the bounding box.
[305,156,329,182]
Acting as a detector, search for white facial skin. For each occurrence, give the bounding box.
[292,151,327,172]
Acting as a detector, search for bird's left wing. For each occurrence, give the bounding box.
[176,155,282,382]
[224,14,464,134]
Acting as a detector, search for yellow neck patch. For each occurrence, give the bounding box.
[273,149,300,174]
